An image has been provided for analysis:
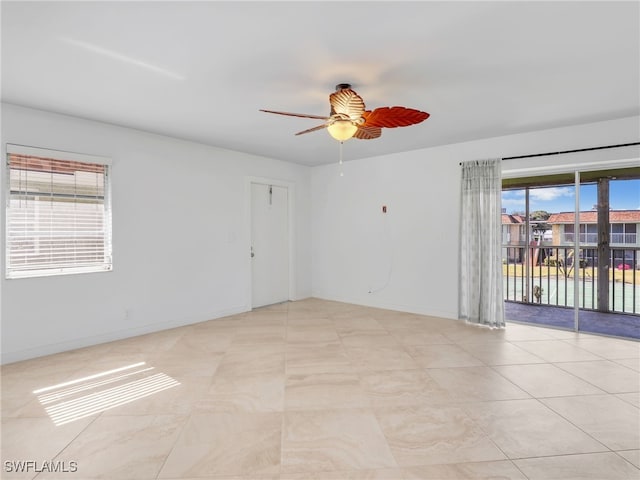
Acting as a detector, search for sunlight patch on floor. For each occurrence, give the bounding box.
[34,362,180,425]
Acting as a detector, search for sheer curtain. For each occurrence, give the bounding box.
[459,159,505,328]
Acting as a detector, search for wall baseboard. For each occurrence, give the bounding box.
[311,292,458,321]
[1,304,249,365]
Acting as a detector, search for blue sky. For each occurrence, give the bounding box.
[502,178,640,214]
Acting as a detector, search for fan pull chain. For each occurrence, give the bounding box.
[339,141,344,177]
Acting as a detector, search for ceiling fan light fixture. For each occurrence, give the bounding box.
[327,119,357,142]
[261,84,429,143]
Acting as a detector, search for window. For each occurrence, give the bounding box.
[611,223,637,244]
[6,145,112,279]
[561,224,572,243]
[579,224,597,244]
[519,225,526,240]
[624,223,637,244]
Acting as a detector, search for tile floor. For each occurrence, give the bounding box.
[1,298,639,479]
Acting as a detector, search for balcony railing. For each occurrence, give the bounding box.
[611,232,638,244]
[563,233,637,245]
[503,245,639,315]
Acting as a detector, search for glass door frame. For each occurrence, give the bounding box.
[573,171,580,331]
[502,156,639,334]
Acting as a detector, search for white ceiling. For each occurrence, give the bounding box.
[2,1,639,166]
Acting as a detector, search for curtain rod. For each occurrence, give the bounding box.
[459,142,640,165]
[503,141,640,160]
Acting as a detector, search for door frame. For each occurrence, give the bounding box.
[503,155,639,331]
[245,176,296,309]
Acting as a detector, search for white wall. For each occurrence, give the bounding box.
[2,104,638,363]
[311,116,640,319]
[0,103,312,363]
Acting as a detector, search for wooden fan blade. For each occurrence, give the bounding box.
[260,109,330,120]
[354,125,382,140]
[362,107,430,128]
[294,123,329,136]
[329,89,365,121]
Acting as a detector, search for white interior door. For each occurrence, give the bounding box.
[251,183,289,308]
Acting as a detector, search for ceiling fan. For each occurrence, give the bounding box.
[260,83,430,142]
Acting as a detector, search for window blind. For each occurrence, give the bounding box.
[6,146,112,279]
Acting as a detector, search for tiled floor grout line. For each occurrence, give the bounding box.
[3,299,638,479]
[153,410,192,480]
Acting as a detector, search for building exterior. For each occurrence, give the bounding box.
[547,210,640,268]
[547,210,640,247]
[502,210,640,266]
[502,213,526,262]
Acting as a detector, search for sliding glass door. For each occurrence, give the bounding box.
[577,177,640,338]
[502,182,578,330]
[502,167,639,339]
